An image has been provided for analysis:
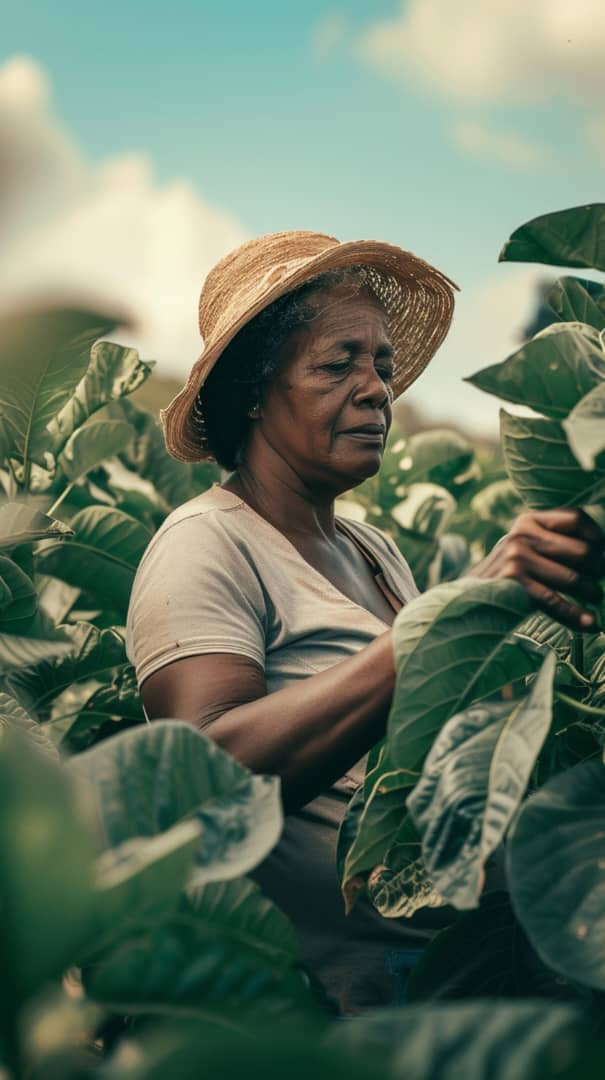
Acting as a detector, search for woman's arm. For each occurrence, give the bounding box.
[141,507,604,813]
[141,630,395,813]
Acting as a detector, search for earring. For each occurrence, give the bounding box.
[249,403,261,418]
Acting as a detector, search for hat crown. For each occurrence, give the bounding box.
[199,230,339,338]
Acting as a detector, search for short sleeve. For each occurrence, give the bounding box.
[125,513,267,688]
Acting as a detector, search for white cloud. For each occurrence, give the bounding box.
[451,120,552,170]
[311,13,350,58]
[357,0,605,104]
[0,55,248,376]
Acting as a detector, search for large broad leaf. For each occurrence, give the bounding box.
[69,720,283,886]
[0,690,58,759]
[499,204,605,272]
[36,575,81,623]
[406,892,588,1006]
[332,999,587,1080]
[514,612,572,662]
[59,667,145,753]
[83,878,313,1026]
[407,653,556,909]
[107,1028,372,1080]
[0,555,72,670]
[387,577,533,773]
[467,323,605,419]
[7,621,127,723]
[340,776,412,913]
[508,757,605,991]
[391,483,456,537]
[501,409,605,509]
[390,484,457,590]
[0,307,118,473]
[563,381,605,471]
[0,729,95,1012]
[110,398,219,511]
[394,429,476,492]
[35,506,152,617]
[547,276,605,331]
[83,822,203,962]
[0,502,73,549]
[470,479,524,532]
[365,811,447,919]
[48,340,153,455]
[405,893,534,1002]
[57,419,133,485]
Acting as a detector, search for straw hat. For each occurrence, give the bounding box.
[161,230,459,463]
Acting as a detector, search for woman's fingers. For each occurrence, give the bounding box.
[518,578,597,630]
[535,507,605,543]
[510,549,603,603]
[488,509,605,630]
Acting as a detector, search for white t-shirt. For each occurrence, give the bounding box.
[125,483,452,1013]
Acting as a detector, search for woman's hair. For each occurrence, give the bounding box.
[198,266,376,470]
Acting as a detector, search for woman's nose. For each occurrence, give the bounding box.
[352,363,392,408]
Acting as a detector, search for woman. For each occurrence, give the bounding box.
[126,230,603,1014]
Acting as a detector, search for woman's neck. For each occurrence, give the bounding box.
[223,463,339,541]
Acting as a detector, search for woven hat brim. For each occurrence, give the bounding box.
[161,239,459,463]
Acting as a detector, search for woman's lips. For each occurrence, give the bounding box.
[340,431,384,444]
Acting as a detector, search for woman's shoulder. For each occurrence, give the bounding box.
[155,483,245,536]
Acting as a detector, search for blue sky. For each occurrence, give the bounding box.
[1,1,604,432]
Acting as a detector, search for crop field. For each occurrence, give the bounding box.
[1,204,605,1078]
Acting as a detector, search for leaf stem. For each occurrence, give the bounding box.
[555,690,605,718]
[46,482,75,518]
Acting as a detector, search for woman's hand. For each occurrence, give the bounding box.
[471,508,605,631]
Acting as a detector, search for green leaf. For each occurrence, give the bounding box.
[500,204,605,272]
[508,756,605,991]
[470,479,524,532]
[365,812,446,919]
[563,381,605,471]
[501,409,605,509]
[83,878,313,1026]
[547,276,605,331]
[387,577,533,773]
[0,555,72,670]
[0,502,73,549]
[60,668,145,753]
[391,483,456,537]
[0,728,96,1009]
[340,776,411,913]
[408,653,556,909]
[394,429,476,492]
[405,893,522,1002]
[69,720,283,886]
[110,398,219,511]
[7,621,127,723]
[107,1027,371,1080]
[48,340,153,455]
[513,612,572,661]
[467,323,605,419]
[333,999,586,1080]
[57,420,133,485]
[84,822,203,961]
[35,506,152,618]
[0,307,118,474]
[0,690,59,759]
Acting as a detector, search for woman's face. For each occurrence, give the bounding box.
[253,283,394,493]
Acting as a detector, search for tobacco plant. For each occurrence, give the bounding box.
[339,203,605,1019]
